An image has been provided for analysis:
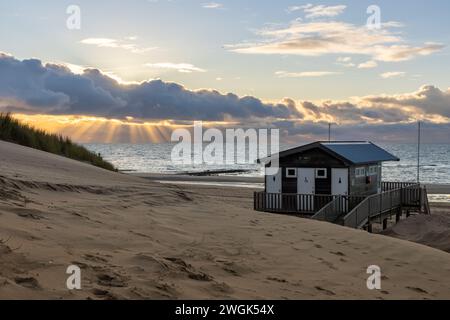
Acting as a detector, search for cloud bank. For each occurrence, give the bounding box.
[0,53,300,121]
[1,53,450,142]
[227,19,444,62]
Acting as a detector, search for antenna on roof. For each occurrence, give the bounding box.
[328,123,332,142]
[417,121,421,183]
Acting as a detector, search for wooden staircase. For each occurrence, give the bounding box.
[312,183,430,230]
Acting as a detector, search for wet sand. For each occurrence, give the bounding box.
[132,173,450,195]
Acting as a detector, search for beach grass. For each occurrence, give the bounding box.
[0,113,116,171]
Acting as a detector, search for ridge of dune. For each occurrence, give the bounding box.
[0,140,449,299]
[0,140,144,186]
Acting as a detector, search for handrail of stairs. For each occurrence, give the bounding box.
[343,184,421,229]
[312,196,344,222]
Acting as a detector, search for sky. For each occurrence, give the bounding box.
[0,0,449,143]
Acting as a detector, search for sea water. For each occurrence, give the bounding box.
[84,143,450,184]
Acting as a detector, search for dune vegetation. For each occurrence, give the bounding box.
[0,113,116,171]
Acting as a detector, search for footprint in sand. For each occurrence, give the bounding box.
[96,273,127,288]
[14,277,41,290]
[91,288,118,300]
[84,254,108,264]
[154,282,179,297]
[223,266,240,276]
[188,273,213,281]
[330,251,346,257]
[406,286,429,294]
[267,277,287,283]
[317,258,337,270]
[315,286,336,296]
[210,282,234,295]
[164,257,213,282]
[10,208,45,220]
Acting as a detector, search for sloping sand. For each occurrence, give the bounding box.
[0,140,449,299]
[382,203,450,253]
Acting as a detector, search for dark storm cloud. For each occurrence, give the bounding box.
[364,85,450,118]
[0,54,302,121]
[0,54,125,113]
[272,120,450,144]
[301,100,413,124]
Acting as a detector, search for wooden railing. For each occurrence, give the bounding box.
[255,183,430,228]
[312,195,366,223]
[254,192,337,215]
[343,184,422,229]
[382,181,417,192]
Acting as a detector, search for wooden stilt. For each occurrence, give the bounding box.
[383,218,388,230]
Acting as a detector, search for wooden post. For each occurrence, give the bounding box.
[419,187,423,213]
[396,210,401,223]
[367,224,373,233]
[383,218,388,230]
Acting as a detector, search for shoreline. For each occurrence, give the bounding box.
[131,172,450,195]
[130,172,264,184]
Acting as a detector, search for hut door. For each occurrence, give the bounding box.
[266,168,282,194]
[266,168,282,210]
[297,169,315,195]
[332,169,348,196]
[297,168,315,212]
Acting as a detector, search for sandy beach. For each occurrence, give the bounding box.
[132,172,450,191]
[1,140,450,300]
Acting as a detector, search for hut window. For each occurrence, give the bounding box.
[286,168,297,178]
[355,167,366,177]
[316,168,327,179]
[369,166,378,176]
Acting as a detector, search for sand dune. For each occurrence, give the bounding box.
[0,140,449,299]
[382,203,450,253]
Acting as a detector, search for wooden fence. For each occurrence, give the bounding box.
[342,184,426,229]
[382,181,418,192]
[254,183,430,229]
[254,192,336,215]
[312,195,366,223]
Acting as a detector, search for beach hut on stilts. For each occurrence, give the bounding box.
[254,141,431,231]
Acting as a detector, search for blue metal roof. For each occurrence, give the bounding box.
[320,142,399,164]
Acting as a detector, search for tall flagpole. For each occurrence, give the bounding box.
[417,121,421,183]
[328,123,331,142]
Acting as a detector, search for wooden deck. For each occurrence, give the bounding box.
[254,182,430,230]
